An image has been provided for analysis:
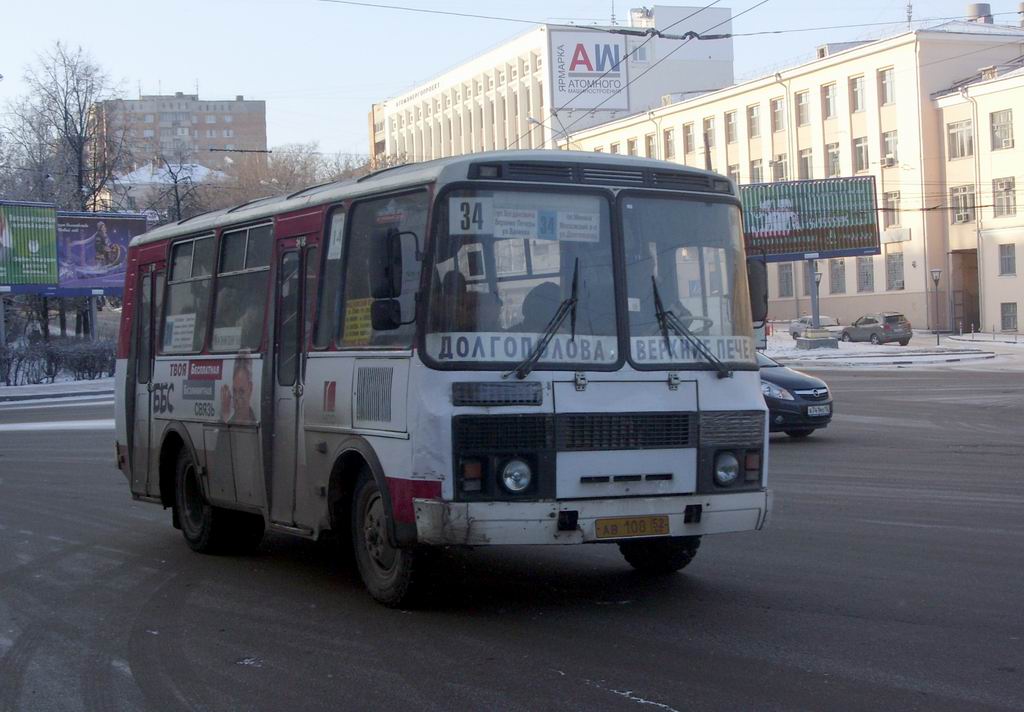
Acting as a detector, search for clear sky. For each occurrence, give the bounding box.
[1,1,1018,155]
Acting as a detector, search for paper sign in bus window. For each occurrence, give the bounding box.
[165,313,197,352]
[449,197,493,235]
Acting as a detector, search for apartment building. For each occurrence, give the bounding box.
[368,5,735,163]
[96,92,267,169]
[934,59,1023,333]
[564,14,1024,330]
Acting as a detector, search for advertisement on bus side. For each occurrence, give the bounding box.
[151,356,262,424]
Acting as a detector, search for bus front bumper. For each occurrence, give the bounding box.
[412,490,770,546]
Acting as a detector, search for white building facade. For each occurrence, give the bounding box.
[369,5,734,163]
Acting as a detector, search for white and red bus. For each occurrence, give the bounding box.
[115,151,770,606]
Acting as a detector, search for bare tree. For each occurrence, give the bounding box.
[8,42,129,211]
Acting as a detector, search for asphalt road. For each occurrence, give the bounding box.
[1,370,1022,712]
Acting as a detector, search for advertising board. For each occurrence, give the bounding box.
[57,212,147,290]
[549,30,629,111]
[739,177,880,263]
[0,202,58,285]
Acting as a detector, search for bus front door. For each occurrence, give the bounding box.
[269,241,312,527]
[131,265,164,497]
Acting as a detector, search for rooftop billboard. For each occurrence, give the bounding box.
[549,30,629,111]
[0,202,59,285]
[739,177,880,263]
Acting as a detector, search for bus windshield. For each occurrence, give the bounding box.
[425,189,618,368]
[622,194,756,368]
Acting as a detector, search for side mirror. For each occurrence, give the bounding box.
[746,257,768,324]
[371,299,402,331]
[370,230,404,299]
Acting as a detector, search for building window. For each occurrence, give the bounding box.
[727,164,739,182]
[778,263,794,298]
[750,159,764,183]
[747,105,760,138]
[878,68,895,105]
[947,120,974,159]
[802,261,813,296]
[627,138,638,156]
[885,244,904,290]
[223,115,233,124]
[1001,302,1018,331]
[999,244,1016,275]
[853,137,869,172]
[795,91,810,126]
[850,76,864,112]
[798,148,812,179]
[663,128,675,159]
[683,123,695,153]
[610,142,620,154]
[856,256,874,293]
[772,154,788,182]
[994,178,1016,217]
[205,115,216,124]
[206,129,216,138]
[826,142,840,177]
[882,191,901,228]
[632,43,650,63]
[703,117,715,148]
[950,185,975,224]
[725,111,737,143]
[882,130,898,164]
[223,129,234,138]
[645,133,656,158]
[991,109,1014,149]
[593,146,604,153]
[821,83,836,119]
[144,114,154,123]
[770,98,786,133]
[829,258,846,294]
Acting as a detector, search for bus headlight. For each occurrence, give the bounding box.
[713,452,741,487]
[500,459,533,493]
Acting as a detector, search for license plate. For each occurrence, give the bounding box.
[594,515,670,539]
[808,404,831,417]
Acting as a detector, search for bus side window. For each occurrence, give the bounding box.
[162,235,214,353]
[314,210,345,349]
[304,246,319,352]
[211,224,271,352]
[340,193,428,348]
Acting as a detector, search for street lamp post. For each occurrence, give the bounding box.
[808,259,822,328]
[931,268,942,346]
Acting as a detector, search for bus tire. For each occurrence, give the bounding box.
[175,447,230,554]
[351,468,421,607]
[619,536,701,574]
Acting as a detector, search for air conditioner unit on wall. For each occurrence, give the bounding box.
[1001,138,1014,149]
[954,212,970,224]
[883,155,896,167]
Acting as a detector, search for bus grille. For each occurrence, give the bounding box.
[699,411,764,446]
[556,413,694,451]
[453,413,695,452]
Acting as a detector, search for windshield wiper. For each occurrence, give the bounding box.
[506,259,579,380]
[651,276,731,379]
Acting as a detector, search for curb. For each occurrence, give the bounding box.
[0,389,115,403]
[780,353,996,368]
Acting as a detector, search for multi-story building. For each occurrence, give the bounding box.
[563,12,1024,331]
[96,92,267,169]
[934,57,1023,333]
[368,5,735,163]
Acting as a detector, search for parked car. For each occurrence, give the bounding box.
[788,315,841,339]
[839,312,912,345]
[758,352,833,438]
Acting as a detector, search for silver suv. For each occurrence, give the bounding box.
[840,312,912,345]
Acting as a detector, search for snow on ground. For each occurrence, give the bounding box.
[763,331,1004,368]
[0,377,114,400]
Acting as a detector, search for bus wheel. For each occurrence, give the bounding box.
[175,448,229,553]
[351,468,420,607]
[619,536,701,574]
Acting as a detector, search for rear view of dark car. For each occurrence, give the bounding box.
[840,312,912,345]
[758,352,833,438]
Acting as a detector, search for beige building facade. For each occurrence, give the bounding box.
[369,5,735,164]
[563,19,1024,331]
[935,61,1023,333]
[97,92,267,169]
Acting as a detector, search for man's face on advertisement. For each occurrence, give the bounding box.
[233,368,252,412]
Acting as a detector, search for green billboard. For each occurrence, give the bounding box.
[739,177,879,263]
[0,202,59,285]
